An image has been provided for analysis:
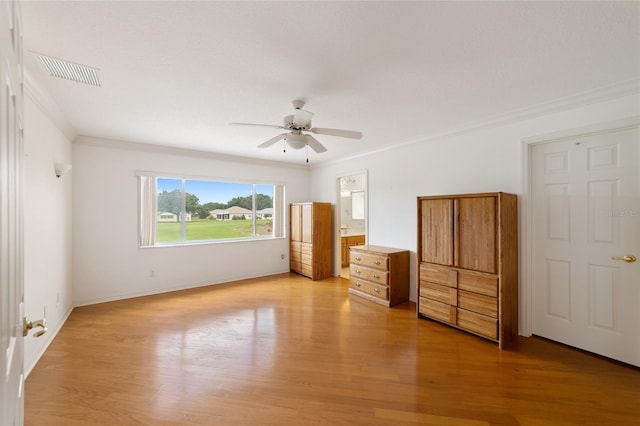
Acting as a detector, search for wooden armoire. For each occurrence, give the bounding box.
[290,202,332,280]
[417,192,518,349]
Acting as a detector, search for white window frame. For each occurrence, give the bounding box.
[137,171,286,247]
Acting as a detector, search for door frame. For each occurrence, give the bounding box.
[521,116,640,337]
[335,169,368,277]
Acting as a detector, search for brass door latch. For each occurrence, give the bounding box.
[611,254,637,263]
[23,317,47,337]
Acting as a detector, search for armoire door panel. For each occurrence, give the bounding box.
[290,204,302,242]
[301,204,312,243]
[454,197,496,273]
[420,199,453,265]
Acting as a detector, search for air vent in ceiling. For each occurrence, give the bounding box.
[32,52,101,87]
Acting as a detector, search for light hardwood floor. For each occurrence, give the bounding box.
[25,273,639,425]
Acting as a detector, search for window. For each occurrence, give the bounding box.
[138,173,285,247]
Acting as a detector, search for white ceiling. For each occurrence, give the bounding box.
[20,1,640,165]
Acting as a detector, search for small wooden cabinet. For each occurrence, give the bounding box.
[349,245,409,307]
[417,192,518,349]
[290,202,332,280]
[341,234,366,267]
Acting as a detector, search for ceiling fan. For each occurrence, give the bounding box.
[230,100,363,161]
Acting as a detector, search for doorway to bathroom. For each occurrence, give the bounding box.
[337,171,368,279]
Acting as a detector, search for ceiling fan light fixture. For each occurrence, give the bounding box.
[285,134,306,150]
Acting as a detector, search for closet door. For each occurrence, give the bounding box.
[420,198,453,266]
[454,196,496,273]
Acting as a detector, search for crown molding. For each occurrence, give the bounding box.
[73,135,309,170]
[23,69,78,142]
[314,78,640,170]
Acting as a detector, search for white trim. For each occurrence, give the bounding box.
[520,116,640,337]
[522,116,640,145]
[72,272,290,308]
[520,139,533,337]
[334,169,369,277]
[314,79,640,170]
[135,169,287,187]
[76,135,308,170]
[23,69,77,141]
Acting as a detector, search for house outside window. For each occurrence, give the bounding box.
[138,173,285,247]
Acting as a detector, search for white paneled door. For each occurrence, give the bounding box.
[531,125,640,367]
[1,1,25,424]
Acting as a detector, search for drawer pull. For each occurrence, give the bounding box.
[355,270,361,275]
[373,260,381,265]
[355,257,362,261]
[373,274,380,279]
[355,282,362,287]
[374,288,380,293]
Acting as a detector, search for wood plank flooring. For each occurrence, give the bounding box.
[25,273,640,425]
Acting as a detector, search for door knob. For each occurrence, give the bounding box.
[611,254,637,263]
[23,317,47,337]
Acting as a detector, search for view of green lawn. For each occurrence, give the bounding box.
[157,219,272,242]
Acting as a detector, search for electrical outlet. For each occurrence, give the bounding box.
[281,253,285,260]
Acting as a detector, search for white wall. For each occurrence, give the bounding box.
[23,94,74,375]
[309,93,640,323]
[72,137,310,306]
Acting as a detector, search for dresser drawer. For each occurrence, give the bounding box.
[457,309,498,339]
[290,241,301,252]
[419,263,457,288]
[301,263,313,277]
[350,279,388,300]
[350,251,389,271]
[458,290,497,318]
[457,271,498,297]
[420,282,457,305]
[419,297,456,324]
[350,265,389,285]
[301,243,312,255]
[301,253,312,266]
[290,250,301,263]
[290,260,302,274]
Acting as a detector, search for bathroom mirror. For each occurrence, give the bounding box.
[351,191,364,220]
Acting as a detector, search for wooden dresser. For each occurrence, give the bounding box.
[417,192,518,349]
[290,202,332,280]
[349,245,409,307]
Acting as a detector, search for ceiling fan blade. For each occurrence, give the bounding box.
[258,133,287,148]
[293,109,314,128]
[230,122,285,130]
[310,128,363,139]
[305,135,327,153]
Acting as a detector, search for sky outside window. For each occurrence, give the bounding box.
[157,178,253,204]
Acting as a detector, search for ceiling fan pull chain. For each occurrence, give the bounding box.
[306,145,309,163]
